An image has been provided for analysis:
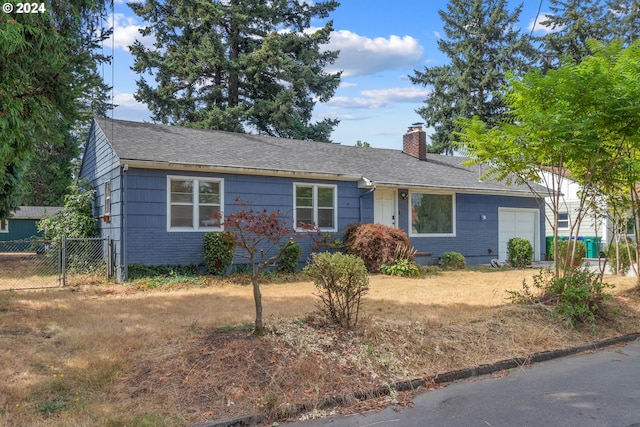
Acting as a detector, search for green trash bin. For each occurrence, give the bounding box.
[584,238,595,258]
[546,236,554,259]
[583,237,603,258]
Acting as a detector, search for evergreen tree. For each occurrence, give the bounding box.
[20,122,82,206]
[129,0,341,142]
[410,0,535,154]
[0,0,112,218]
[538,0,611,67]
[538,1,640,68]
[607,0,640,45]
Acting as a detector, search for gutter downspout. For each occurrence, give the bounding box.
[359,186,376,222]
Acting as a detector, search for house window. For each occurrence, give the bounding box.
[104,181,111,216]
[558,212,569,229]
[410,192,455,236]
[294,183,336,231]
[168,176,223,231]
[0,219,7,233]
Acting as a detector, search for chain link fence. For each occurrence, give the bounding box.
[0,238,112,291]
[0,240,60,290]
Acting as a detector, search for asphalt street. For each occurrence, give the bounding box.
[285,339,640,427]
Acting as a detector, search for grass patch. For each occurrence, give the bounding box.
[1,270,639,426]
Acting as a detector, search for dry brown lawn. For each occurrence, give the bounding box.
[1,269,640,426]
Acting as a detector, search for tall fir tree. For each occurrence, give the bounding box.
[410,0,535,154]
[607,0,640,45]
[129,0,341,142]
[0,0,112,217]
[538,0,611,67]
[538,0,640,68]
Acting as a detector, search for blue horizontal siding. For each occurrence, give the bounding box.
[79,121,124,279]
[400,192,545,265]
[124,169,366,268]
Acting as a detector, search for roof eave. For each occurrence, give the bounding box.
[121,160,364,182]
[372,181,543,198]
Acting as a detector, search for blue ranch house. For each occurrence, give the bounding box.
[80,118,546,281]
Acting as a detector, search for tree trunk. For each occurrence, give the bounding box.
[252,273,264,336]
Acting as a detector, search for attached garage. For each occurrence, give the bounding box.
[498,207,540,263]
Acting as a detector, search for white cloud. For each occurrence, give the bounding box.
[361,87,430,103]
[112,92,147,110]
[325,87,430,109]
[324,30,424,77]
[104,13,155,51]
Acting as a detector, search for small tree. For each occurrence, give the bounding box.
[38,180,97,240]
[224,203,302,335]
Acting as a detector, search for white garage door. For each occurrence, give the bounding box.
[498,208,539,263]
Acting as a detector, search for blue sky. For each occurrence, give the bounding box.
[103,0,551,149]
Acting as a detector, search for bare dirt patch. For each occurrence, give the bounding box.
[1,270,639,426]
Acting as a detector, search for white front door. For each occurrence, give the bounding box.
[498,208,539,262]
[374,189,397,227]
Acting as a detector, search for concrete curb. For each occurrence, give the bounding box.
[194,332,640,427]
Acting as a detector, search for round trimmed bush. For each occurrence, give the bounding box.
[441,252,466,270]
[342,223,412,273]
[507,237,533,268]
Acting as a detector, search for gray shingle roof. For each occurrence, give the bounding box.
[95,117,539,195]
[12,206,62,219]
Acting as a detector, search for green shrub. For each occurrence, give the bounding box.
[380,258,420,277]
[304,252,369,328]
[203,231,236,276]
[606,242,636,275]
[277,241,301,273]
[441,252,466,270]
[558,240,586,268]
[507,268,613,330]
[342,223,413,273]
[507,237,533,268]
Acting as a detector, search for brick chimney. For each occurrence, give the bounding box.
[403,123,427,160]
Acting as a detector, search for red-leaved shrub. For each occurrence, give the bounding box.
[342,223,413,273]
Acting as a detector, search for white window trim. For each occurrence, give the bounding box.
[558,211,569,230]
[408,190,456,237]
[104,180,111,216]
[293,182,338,232]
[0,219,8,233]
[167,176,224,232]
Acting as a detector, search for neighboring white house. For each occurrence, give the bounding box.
[540,170,614,258]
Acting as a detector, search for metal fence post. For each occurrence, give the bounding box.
[61,236,67,286]
[107,238,113,280]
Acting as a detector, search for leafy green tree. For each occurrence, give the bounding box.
[38,180,98,240]
[129,0,341,142]
[410,0,535,154]
[456,40,640,281]
[0,0,112,218]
